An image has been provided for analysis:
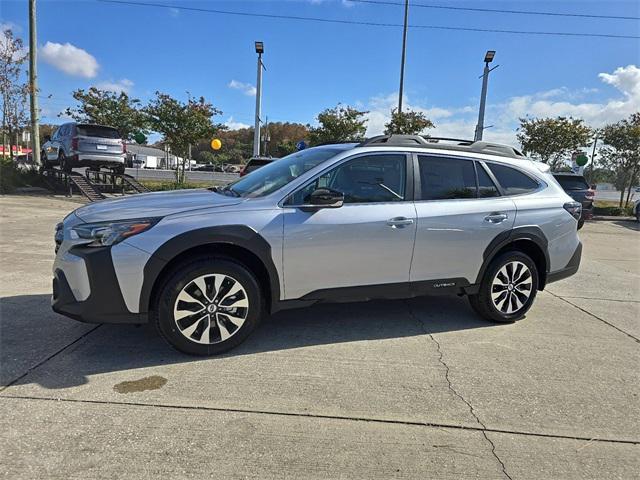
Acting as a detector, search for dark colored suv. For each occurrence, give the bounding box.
[553,173,594,229]
[239,156,275,177]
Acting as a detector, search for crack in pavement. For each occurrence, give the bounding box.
[546,291,639,344]
[2,394,638,445]
[405,302,514,480]
[0,325,102,394]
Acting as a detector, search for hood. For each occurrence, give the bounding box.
[74,188,244,223]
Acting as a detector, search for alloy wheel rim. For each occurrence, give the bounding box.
[491,261,533,314]
[173,274,249,344]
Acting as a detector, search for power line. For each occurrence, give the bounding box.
[97,0,640,40]
[349,0,640,21]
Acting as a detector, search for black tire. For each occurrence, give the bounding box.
[59,151,71,172]
[468,251,539,323]
[577,218,585,230]
[41,151,50,169]
[113,164,125,175]
[153,256,264,356]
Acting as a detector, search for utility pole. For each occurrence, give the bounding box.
[253,41,264,158]
[397,0,409,114]
[474,50,498,142]
[29,0,41,167]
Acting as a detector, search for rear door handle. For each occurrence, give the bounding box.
[387,217,414,227]
[484,212,508,223]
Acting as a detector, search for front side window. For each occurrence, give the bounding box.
[418,155,476,200]
[488,163,539,195]
[288,154,407,205]
[224,146,349,198]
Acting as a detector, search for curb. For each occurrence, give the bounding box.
[591,216,636,222]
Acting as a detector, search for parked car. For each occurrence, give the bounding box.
[52,135,582,355]
[552,173,594,229]
[634,199,640,222]
[239,156,275,177]
[194,164,222,172]
[42,123,126,174]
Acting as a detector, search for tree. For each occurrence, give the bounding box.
[308,104,368,145]
[198,151,217,164]
[262,122,308,157]
[599,113,640,207]
[63,87,149,140]
[517,117,592,170]
[145,92,222,183]
[0,28,28,160]
[384,108,434,135]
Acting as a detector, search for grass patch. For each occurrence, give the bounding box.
[593,200,634,216]
[139,179,225,191]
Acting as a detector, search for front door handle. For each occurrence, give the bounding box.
[387,217,414,228]
[484,212,508,223]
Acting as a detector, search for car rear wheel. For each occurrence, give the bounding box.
[154,256,264,355]
[469,251,538,323]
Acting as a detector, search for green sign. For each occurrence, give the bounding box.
[134,132,147,145]
[576,154,588,167]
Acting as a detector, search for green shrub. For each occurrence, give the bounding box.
[0,157,45,194]
[593,205,633,216]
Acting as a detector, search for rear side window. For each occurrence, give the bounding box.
[418,156,476,200]
[488,163,539,195]
[77,125,121,139]
[554,175,589,191]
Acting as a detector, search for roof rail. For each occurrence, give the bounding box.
[356,134,526,159]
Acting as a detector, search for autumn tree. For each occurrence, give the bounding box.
[0,28,28,160]
[516,116,592,170]
[308,104,368,146]
[599,113,640,207]
[64,87,149,140]
[145,92,222,183]
[384,108,434,135]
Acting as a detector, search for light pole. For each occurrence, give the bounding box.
[253,41,264,158]
[397,0,409,114]
[474,50,498,142]
[29,0,41,167]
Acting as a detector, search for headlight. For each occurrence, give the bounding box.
[72,218,160,247]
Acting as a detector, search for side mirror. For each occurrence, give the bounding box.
[306,188,344,208]
[44,134,51,142]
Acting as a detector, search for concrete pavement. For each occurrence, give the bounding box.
[1,194,638,479]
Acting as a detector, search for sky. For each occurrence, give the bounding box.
[2,0,639,145]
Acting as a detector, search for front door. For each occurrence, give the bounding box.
[282,153,417,300]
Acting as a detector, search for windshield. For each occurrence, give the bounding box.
[224,147,349,198]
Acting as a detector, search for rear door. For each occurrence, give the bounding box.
[282,152,417,300]
[410,154,516,286]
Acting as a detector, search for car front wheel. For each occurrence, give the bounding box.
[469,251,539,323]
[154,256,263,355]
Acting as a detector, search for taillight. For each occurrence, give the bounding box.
[563,201,582,221]
[122,142,127,153]
[239,166,247,177]
[585,189,595,199]
[71,137,78,150]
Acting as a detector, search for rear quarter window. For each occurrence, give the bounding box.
[488,163,540,196]
[554,176,589,190]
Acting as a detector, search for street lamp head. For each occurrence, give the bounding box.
[484,50,496,63]
[255,41,264,54]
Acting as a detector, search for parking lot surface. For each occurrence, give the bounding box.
[1,194,639,479]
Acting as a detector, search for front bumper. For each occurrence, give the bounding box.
[52,246,147,324]
[546,241,582,284]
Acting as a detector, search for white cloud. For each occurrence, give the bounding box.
[362,65,640,146]
[40,41,99,78]
[225,117,251,130]
[228,80,257,97]
[94,78,134,93]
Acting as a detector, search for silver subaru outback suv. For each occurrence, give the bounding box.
[52,135,582,355]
